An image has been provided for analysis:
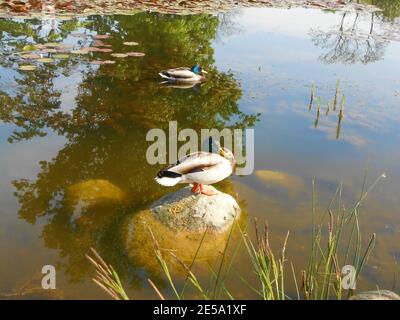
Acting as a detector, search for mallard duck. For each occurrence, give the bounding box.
[158,64,207,83]
[155,148,235,196]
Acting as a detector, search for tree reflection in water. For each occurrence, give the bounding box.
[309,11,389,65]
[0,13,257,288]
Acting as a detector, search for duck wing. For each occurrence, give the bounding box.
[161,67,195,79]
[161,152,225,175]
[156,152,232,185]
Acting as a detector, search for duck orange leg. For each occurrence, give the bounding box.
[191,183,217,196]
[199,184,218,196]
[191,183,200,193]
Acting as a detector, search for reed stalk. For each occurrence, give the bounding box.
[333,79,340,110]
[309,82,315,111]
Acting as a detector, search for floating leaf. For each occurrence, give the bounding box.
[126,52,145,57]
[20,53,41,59]
[22,44,37,51]
[58,44,74,49]
[56,49,70,54]
[110,53,128,58]
[37,58,54,63]
[123,41,139,46]
[44,42,62,48]
[41,48,57,53]
[97,48,113,53]
[71,49,89,55]
[92,40,105,47]
[90,60,115,65]
[93,34,111,40]
[53,54,69,59]
[86,47,101,52]
[19,65,37,71]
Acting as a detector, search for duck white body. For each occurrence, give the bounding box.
[159,66,207,83]
[155,150,235,195]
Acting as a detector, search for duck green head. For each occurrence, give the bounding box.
[190,64,202,75]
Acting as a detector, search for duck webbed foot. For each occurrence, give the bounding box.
[191,183,218,196]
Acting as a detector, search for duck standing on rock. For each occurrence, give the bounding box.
[155,148,235,196]
[159,64,208,83]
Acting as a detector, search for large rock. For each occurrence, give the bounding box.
[150,186,241,232]
[349,290,400,300]
[122,186,242,275]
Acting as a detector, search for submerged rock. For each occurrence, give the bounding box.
[255,169,304,195]
[349,290,400,300]
[66,179,126,225]
[67,179,125,207]
[150,186,241,232]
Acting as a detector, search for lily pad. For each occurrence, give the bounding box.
[93,34,111,40]
[110,53,128,58]
[56,49,70,54]
[71,49,89,55]
[44,42,62,48]
[41,48,57,53]
[37,58,54,63]
[90,60,116,65]
[20,53,41,59]
[126,52,145,57]
[123,41,139,46]
[92,40,105,47]
[97,48,113,53]
[53,54,69,59]
[59,44,74,49]
[22,44,37,51]
[19,65,37,71]
[86,47,101,52]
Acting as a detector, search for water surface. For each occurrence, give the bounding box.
[0,5,399,298]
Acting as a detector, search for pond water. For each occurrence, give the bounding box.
[0,4,400,299]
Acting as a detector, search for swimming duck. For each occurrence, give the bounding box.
[158,64,207,83]
[155,147,235,196]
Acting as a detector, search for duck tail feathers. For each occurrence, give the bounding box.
[155,170,182,186]
[159,72,171,80]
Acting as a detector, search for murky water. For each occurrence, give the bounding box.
[0,4,400,299]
